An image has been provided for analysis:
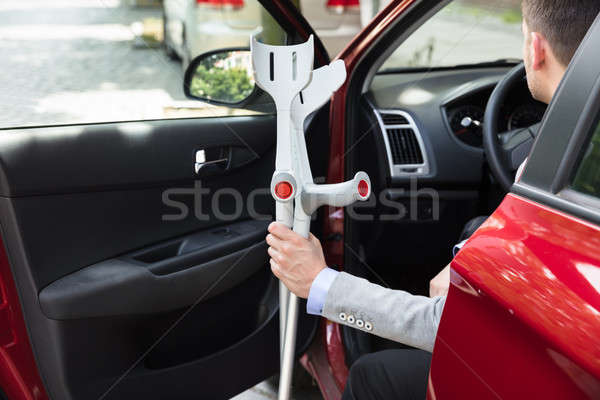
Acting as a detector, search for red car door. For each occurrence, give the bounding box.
[430,14,600,400]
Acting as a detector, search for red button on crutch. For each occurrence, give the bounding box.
[275,181,293,200]
[358,179,369,198]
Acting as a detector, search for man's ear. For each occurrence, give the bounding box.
[530,32,546,70]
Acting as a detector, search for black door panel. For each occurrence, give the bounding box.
[0,116,275,196]
[30,271,317,400]
[40,220,270,319]
[9,179,273,289]
[0,115,320,399]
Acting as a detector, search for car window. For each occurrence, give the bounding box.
[0,0,286,129]
[379,0,523,71]
[296,0,373,58]
[572,119,600,198]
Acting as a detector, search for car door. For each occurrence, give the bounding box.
[0,1,329,399]
[430,14,600,399]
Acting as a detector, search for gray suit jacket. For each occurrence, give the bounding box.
[322,272,446,353]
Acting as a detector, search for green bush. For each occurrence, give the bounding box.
[190,55,254,104]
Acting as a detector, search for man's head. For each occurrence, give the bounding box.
[521,0,600,103]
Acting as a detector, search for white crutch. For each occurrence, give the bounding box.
[251,36,371,400]
[251,35,315,358]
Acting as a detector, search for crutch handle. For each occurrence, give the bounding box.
[300,172,371,215]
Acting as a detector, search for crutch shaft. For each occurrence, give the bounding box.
[278,209,310,400]
[278,293,299,400]
[276,201,293,360]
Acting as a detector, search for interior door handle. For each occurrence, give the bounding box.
[194,146,258,177]
[195,158,228,175]
[194,149,228,175]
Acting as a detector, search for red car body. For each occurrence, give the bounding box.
[0,240,46,400]
[1,1,599,399]
[431,194,600,399]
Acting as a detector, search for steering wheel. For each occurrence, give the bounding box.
[483,63,541,192]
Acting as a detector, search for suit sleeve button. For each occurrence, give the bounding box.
[347,315,355,324]
[365,322,373,331]
[339,312,347,321]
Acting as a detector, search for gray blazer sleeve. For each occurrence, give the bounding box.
[322,272,446,353]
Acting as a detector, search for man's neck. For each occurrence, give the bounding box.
[544,64,567,103]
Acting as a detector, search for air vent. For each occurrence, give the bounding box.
[373,108,429,176]
[380,113,409,125]
[387,128,424,165]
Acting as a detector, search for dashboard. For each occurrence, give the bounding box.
[445,84,546,147]
[365,67,546,185]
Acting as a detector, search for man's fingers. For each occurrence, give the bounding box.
[270,259,282,278]
[267,246,282,263]
[268,222,299,241]
[265,233,284,252]
[268,246,290,267]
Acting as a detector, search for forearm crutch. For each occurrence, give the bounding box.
[251,36,371,400]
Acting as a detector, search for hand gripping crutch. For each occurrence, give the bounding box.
[251,36,371,400]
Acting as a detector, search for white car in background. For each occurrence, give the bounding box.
[163,0,379,67]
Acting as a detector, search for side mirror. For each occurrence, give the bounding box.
[183,48,255,105]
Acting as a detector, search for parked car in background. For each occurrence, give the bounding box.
[163,0,373,66]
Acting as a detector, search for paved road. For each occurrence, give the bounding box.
[232,380,323,400]
[0,0,187,129]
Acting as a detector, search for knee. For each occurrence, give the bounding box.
[346,353,380,397]
[349,353,378,379]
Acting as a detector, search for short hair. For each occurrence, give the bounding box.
[522,0,600,66]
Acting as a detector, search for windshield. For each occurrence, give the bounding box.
[379,0,523,72]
